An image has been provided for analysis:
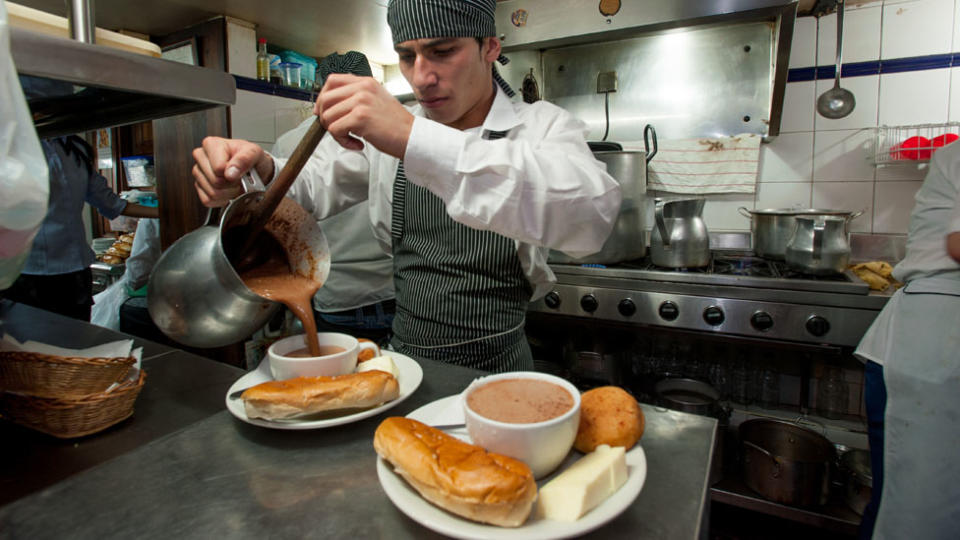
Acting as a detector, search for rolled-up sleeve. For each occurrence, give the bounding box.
[402,104,621,258]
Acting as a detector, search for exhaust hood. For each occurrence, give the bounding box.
[495,0,797,139]
[11,26,236,139]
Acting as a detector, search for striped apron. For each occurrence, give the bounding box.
[389,131,533,373]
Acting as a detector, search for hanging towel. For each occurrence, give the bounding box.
[640,133,762,194]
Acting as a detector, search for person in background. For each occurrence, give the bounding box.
[3,134,159,321]
[273,51,395,347]
[191,0,621,372]
[854,140,960,539]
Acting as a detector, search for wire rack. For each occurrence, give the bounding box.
[873,123,960,166]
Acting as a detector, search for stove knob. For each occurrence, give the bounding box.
[618,299,636,317]
[703,306,725,326]
[806,315,830,337]
[658,301,679,321]
[544,291,561,309]
[751,311,774,331]
[580,294,599,313]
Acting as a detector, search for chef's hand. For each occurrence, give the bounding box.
[192,137,276,207]
[314,74,413,159]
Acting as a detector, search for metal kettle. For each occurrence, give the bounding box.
[784,216,851,275]
[650,197,710,268]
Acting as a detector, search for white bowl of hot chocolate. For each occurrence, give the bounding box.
[463,371,581,479]
[267,332,380,380]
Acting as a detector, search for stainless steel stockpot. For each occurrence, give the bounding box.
[738,207,863,260]
[549,125,657,265]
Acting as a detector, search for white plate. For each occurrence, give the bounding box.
[376,395,647,540]
[225,352,423,430]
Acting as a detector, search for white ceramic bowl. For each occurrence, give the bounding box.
[267,332,377,380]
[463,371,581,479]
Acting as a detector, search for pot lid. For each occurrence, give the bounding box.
[749,208,859,216]
[588,141,623,152]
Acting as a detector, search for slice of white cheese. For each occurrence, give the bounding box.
[355,354,399,378]
[537,444,628,522]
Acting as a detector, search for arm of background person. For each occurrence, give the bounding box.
[121,203,159,219]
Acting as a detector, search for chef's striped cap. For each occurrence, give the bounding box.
[318,51,373,85]
[387,0,515,97]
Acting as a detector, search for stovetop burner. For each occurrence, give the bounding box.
[550,251,869,296]
[619,255,852,282]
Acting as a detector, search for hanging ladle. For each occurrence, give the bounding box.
[817,0,856,119]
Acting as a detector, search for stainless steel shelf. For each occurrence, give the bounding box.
[711,475,861,536]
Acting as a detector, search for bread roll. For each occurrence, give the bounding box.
[242,370,399,420]
[374,417,537,527]
[574,386,644,453]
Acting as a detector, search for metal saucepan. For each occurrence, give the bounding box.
[740,419,837,507]
[147,192,330,348]
[738,207,864,260]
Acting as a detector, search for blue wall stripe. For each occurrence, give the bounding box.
[788,53,960,82]
[233,74,315,102]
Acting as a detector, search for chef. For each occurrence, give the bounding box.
[191,0,621,372]
[854,141,960,539]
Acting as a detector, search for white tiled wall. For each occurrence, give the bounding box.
[703,0,958,235]
[230,90,314,150]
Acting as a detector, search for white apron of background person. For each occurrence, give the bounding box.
[855,140,960,540]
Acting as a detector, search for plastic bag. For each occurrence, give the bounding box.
[0,2,49,290]
[90,279,127,330]
[90,219,160,329]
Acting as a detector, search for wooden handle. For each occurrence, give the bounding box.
[236,118,327,259]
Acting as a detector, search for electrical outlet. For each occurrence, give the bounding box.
[597,71,618,93]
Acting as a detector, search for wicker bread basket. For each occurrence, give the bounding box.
[0,351,135,398]
[0,369,146,438]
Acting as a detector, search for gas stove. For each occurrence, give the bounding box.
[528,251,889,347]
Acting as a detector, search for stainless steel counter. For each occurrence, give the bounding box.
[0,300,716,539]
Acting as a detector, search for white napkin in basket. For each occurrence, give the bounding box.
[1,334,142,392]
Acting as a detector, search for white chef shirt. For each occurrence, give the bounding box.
[889,140,960,295]
[856,139,960,366]
[272,117,394,312]
[278,86,622,299]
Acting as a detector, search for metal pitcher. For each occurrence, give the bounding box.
[650,197,710,268]
[784,216,850,275]
[147,191,330,348]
